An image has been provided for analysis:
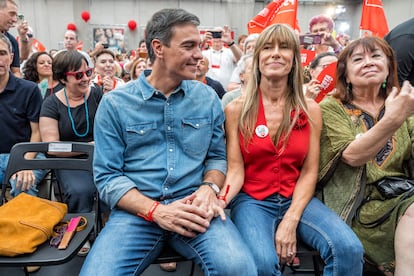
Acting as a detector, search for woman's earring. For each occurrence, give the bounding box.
[347,83,351,93]
[382,80,387,89]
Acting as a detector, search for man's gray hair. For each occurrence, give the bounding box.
[0,33,13,53]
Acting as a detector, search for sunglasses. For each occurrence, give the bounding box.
[49,223,67,248]
[65,68,94,80]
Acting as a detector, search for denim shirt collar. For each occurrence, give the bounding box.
[139,70,186,100]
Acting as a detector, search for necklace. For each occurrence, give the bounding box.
[63,88,89,137]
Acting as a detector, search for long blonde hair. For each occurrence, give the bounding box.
[240,24,308,150]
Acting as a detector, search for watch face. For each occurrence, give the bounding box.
[203,182,219,194]
[209,183,220,194]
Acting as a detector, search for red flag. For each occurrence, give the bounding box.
[76,40,83,51]
[269,0,299,32]
[315,61,337,103]
[247,0,286,34]
[31,38,46,52]
[300,49,316,67]
[360,0,389,38]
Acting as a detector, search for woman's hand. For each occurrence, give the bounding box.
[385,81,414,124]
[275,217,299,265]
[305,80,322,99]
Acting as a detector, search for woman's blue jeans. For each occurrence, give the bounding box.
[80,207,257,276]
[0,153,48,197]
[230,193,364,276]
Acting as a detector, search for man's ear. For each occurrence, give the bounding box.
[151,39,163,59]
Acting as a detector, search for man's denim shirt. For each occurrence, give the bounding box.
[93,72,227,208]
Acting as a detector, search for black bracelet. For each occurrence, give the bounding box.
[227,41,235,47]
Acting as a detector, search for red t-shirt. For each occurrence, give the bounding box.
[239,94,310,200]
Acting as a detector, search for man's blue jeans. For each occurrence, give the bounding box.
[230,193,364,276]
[80,207,257,276]
[0,153,48,197]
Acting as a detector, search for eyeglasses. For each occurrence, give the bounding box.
[65,68,93,80]
[49,223,67,248]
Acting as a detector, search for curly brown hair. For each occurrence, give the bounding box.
[23,52,52,83]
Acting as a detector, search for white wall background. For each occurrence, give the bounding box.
[11,0,414,52]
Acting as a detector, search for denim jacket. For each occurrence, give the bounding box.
[93,73,227,208]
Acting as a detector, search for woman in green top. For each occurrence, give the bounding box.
[318,36,414,275]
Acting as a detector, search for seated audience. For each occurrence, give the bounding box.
[227,33,259,91]
[39,50,106,256]
[308,14,343,55]
[195,56,226,99]
[0,33,47,197]
[304,52,337,100]
[92,49,125,93]
[222,54,253,108]
[218,24,364,275]
[23,51,64,99]
[130,57,147,80]
[80,8,256,275]
[202,26,242,88]
[318,36,414,275]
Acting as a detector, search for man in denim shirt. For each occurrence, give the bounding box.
[81,8,256,276]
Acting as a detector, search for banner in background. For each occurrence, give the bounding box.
[247,0,290,34]
[360,0,389,37]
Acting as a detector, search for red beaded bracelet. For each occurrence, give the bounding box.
[217,185,230,204]
[138,201,160,222]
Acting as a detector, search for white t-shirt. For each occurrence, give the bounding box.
[203,47,235,89]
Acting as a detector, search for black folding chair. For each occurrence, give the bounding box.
[0,142,97,275]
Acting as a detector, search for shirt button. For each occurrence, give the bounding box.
[169,167,173,171]
[167,126,171,131]
[272,167,279,173]
[169,149,173,152]
[140,130,144,134]
[164,187,169,191]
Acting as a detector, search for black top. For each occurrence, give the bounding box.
[205,76,227,99]
[384,17,414,86]
[40,86,102,142]
[0,74,42,153]
[5,32,20,70]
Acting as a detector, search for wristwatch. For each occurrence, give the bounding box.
[201,181,220,195]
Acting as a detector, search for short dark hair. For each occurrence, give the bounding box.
[94,49,115,61]
[145,8,200,63]
[309,52,337,70]
[0,32,13,53]
[53,50,88,84]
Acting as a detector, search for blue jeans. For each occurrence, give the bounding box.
[54,169,106,213]
[80,208,257,276]
[230,193,364,276]
[0,153,48,197]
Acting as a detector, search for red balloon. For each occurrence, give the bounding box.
[128,20,137,31]
[81,11,90,22]
[67,23,77,31]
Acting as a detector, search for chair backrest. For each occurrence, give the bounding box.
[1,142,94,193]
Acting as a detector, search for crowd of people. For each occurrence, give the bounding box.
[1,0,414,275]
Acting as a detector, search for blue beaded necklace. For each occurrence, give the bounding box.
[63,88,89,137]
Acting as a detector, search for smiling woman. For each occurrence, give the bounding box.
[22,51,64,98]
[92,49,124,93]
[220,23,364,275]
[319,36,414,275]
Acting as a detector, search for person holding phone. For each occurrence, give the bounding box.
[202,26,242,89]
[92,49,124,93]
[308,14,343,55]
[0,0,31,77]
